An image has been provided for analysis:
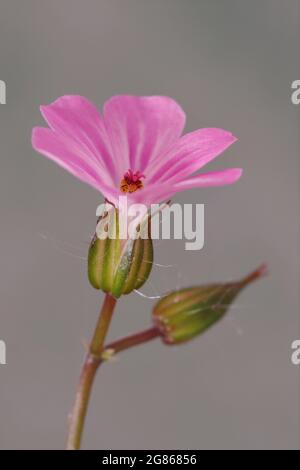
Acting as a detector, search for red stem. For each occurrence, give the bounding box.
[104,327,160,357]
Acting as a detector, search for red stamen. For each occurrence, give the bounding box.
[120,169,145,193]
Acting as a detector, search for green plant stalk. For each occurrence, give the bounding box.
[103,326,159,358]
[66,293,160,450]
[66,293,117,450]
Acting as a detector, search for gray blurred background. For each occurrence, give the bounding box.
[0,0,299,450]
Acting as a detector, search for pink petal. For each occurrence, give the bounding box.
[174,168,243,190]
[148,128,237,184]
[127,182,178,207]
[32,127,120,204]
[40,95,116,185]
[103,95,186,177]
[128,168,242,207]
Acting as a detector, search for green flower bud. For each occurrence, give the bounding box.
[88,207,153,298]
[153,265,267,344]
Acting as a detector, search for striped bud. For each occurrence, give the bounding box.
[88,207,153,298]
[153,265,267,344]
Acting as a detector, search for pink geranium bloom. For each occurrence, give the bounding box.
[32,95,242,206]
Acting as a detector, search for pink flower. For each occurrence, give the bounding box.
[32,95,242,207]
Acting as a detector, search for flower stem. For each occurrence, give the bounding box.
[103,326,160,358]
[66,293,117,450]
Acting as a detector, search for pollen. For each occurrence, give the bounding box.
[120,169,145,193]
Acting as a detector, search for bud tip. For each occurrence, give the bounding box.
[242,263,268,285]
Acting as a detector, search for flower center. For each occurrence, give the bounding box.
[120,169,145,193]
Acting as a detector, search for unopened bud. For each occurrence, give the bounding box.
[88,207,153,298]
[153,265,267,344]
